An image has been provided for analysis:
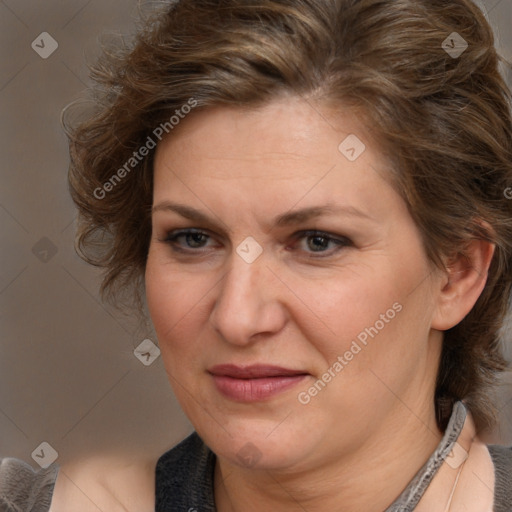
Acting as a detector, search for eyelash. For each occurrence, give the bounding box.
[160,228,352,258]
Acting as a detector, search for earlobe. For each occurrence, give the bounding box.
[431,239,495,331]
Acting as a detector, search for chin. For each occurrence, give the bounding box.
[196,414,319,470]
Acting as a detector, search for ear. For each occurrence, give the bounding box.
[431,238,495,331]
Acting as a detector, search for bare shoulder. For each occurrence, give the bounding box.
[50,456,156,512]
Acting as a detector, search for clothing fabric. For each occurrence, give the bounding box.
[154,402,512,511]
[0,458,58,512]
[489,443,512,512]
[384,401,468,511]
[1,401,511,511]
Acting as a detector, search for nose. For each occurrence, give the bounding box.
[209,252,288,346]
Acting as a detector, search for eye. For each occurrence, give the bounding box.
[161,229,217,253]
[292,230,352,256]
[159,228,351,258]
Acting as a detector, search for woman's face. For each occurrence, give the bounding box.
[146,96,444,470]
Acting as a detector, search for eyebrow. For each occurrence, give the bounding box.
[151,201,374,232]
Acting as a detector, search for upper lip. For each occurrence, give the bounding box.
[208,364,308,379]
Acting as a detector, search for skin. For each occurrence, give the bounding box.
[50,457,155,512]
[145,95,494,511]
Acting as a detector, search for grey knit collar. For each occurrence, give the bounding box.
[385,401,467,511]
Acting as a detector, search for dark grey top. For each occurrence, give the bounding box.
[1,402,511,511]
[489,444,512,512]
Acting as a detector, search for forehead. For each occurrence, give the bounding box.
[155,97,380,173]
[152,97,400,221]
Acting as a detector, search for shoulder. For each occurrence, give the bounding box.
[0,457,58,512]
[49,456,155,512]
[155,431,216,511]
[487,444,512,512]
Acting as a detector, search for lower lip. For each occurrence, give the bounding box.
[211,374,308,402]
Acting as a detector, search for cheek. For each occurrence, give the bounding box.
[145,252,208,352]
[294,256,431,375]
[290,265,399,349]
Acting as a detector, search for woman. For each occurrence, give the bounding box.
[2,0,512,510]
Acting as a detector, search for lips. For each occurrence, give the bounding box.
[208,364,307,379]
[208,364,309,402]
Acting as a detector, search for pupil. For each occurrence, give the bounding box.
[187,233,206,248]
[309,236,328,251]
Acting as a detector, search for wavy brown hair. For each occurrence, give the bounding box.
[65,0,512,432]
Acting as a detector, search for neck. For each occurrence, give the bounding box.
[214,400,443,512]
[415,411,495,512]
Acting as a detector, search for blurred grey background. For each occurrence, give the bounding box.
[1,0,512,475]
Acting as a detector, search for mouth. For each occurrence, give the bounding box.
[207,364,310,402]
